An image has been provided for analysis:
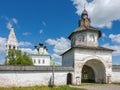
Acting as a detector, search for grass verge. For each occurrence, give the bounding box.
[0,85,87,90]
[112,82,120,85]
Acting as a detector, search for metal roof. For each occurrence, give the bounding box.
[61,45,114,56]
[68,26,102,39]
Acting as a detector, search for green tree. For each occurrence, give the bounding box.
[5,49,33,65]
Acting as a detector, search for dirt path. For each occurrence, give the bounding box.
[70,84,120,90]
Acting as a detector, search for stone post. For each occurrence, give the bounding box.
[76,76,81,85]
[106,75,111,84]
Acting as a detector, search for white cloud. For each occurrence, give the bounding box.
[102,33,107,38]
[105,34,120,56]
[7,22,12,30]
[51,53,61,60]
[1,16,18,30]
[40,29,43,34]
[109,34,120,44]
[0,37,7,54]
[46,37,71,60]
[1,16,9,21]
[102,43,120,56]
[101,33,107,41]
[42,21,46,26]
[19,41,32,47]
[22,32,31,36]
[72,0,120,28]
[12,18,18,24]
[46,37,71,54]
[20,48,34,54]
[6,18,18,30]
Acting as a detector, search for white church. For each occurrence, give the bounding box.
[30,42,51,66]
[0,8,120,87]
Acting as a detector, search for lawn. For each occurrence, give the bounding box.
[112,82,120,85]
[0,85,87,90]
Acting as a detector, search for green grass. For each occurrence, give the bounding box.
[112,82,120,85]
[0,85,86,90]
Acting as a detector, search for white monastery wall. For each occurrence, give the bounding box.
[0,71,73,87]
[112,67,120,82]
[0,66,74,87]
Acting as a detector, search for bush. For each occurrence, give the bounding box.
[5,49,33,65]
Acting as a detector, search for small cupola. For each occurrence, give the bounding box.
[78,9,91,27]
[81,9,88,18]
[39,42,43,47]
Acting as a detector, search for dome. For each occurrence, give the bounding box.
[39,42,43,47]
[82,9,88,16]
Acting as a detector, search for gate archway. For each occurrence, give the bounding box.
[82,59,106,83]
[82,65,95,83]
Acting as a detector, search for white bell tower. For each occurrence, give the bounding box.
[6,26,18,54]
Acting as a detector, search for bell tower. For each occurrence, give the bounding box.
[6,26,18,54]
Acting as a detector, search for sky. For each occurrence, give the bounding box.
[0,0,120,65]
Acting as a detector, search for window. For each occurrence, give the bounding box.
[38,59,40,64]
[43,59,45,64]
[34,59,36,64]
[9,45,11,49]
[78,35,84,42]
[90,34,95,42]
[13,46,15,49]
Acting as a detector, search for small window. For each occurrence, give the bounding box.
[78,35,84,42]
[82,36,85,42]
[13,46,15,49]
[9,45,11,49]
[38,59,40,64]
[90,34,95,42]
[43,60,45,64]
[34,59,36,64]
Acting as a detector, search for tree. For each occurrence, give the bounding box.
[5,49,33,65]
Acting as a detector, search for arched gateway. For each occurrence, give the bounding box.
[82,59,106,83]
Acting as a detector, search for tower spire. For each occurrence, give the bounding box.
[7,26,18,50]
[40,30,42,43]
[39,30,43,47]
[84,3,86,10]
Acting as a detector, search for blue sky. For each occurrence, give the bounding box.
[0,0,120,65]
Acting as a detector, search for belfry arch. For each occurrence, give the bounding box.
[81,59,106,83]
